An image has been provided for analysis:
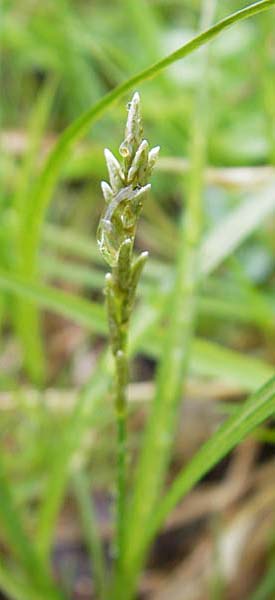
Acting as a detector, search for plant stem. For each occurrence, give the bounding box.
[115,1,216,596]
[97,93,158,577]
[259,13,275,165]
[73,469,107,600]
[105,241,136,571]
[106,261,130,568]
[116,411,127,562]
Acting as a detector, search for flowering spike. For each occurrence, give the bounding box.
[128,140,149,185]
[97,93,159,268]
[104,148,124,192]
[97,95,160,554]
[148,146,160,175]
[101,181,113,203]
[119,92,143,167]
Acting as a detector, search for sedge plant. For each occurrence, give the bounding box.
[1,3,275,600]
[97,92,159,572]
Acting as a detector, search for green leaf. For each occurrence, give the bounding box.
[156,374,275,533]
[123,375,275,590]
[35,363,109,559]
[199,183,275,276]
[12,78,57,383]
[72,470,108,600]
[0,268,106,334]
[0,563,49,600]
[0,458,63,600]
[0,267,273,392]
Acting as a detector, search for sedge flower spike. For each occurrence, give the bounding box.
[96,93,159,566]
[97,92,160,267]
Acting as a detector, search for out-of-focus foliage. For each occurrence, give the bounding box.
[0,1,275,599]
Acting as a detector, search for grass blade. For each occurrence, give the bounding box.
[199,183,275,276]
[0,268,273,391]
[151,374,275,550]
[35,363,109,559]
[0,457,64,600]
[0,268,106,334]
[12,78,56,383]
[73,469,108,600]
[0,563,53,600]
[118,376,275,593]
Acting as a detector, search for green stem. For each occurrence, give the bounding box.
[104,229,148,576]
[105,245,132,573]
[113,344,128,570]
[115,1,216,596]
[116,411,127,565]
[73,470,107,600]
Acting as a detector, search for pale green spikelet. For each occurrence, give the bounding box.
[97,92,159,268]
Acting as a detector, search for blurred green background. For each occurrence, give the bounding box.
[0,1,275,599]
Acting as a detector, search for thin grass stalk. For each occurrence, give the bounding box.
[105,261,132,567]
[259,13,275,165]
[116,1,216,596]
[73,470,108,600]
[96,93,159,574]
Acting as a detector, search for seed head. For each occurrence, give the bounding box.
[97,93,160,267]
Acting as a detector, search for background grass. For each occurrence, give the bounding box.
[0,1,275,599]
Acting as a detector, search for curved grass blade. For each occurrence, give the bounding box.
[0,268,106,334]
[123,375,275,594]
[26,1,275,269]
[156,374,275,538]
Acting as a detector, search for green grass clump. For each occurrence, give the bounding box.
[0,1,275,599]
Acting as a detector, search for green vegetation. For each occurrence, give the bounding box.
[0,1,275,599]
